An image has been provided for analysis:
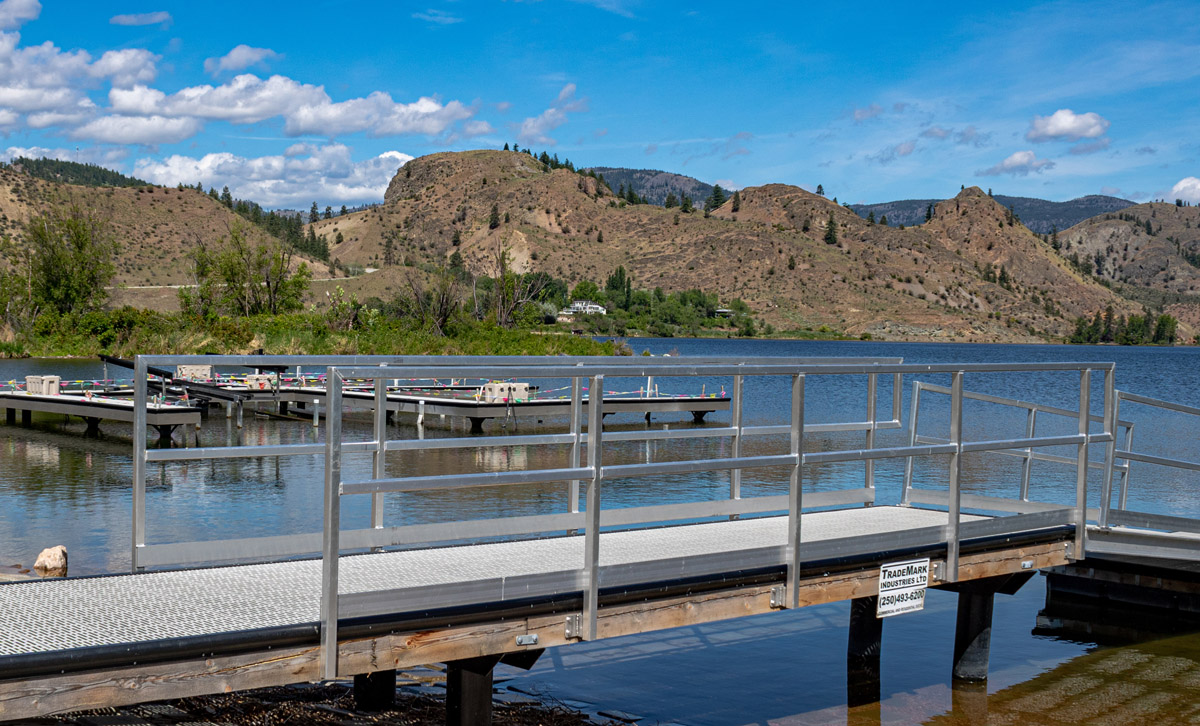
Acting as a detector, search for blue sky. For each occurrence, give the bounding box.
[3,0,1198,208]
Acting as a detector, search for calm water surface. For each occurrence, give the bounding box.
[3,339,1200,724]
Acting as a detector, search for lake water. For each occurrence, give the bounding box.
[3,338,1200,724]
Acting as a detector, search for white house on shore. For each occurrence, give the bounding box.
[556,300,607,322]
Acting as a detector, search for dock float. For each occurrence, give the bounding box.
[0,391,201,439]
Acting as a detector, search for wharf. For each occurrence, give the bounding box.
[9,352,1200,725]
[277,385,730,431]
[0,390,201,438]
[0,506,1070,721]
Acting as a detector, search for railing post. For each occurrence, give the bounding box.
[729,372,744,508]
[1118,417,1133,510]
[131,356,147,572]
[864,374,878,499]
[568,367,583,515]
[1019,408,1036,502]
[1099,371,1116,528]
[901,381,922,505]
[786,373,805,608]
[582,373,604,640]
[320,367,344,679]
[371,368,387,534]
[1075,369,1091,557]
[892,373,902,425]
[946,371,964,582]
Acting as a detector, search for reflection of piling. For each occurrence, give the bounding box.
[846,596,882,707]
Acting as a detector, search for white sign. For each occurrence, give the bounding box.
[876,558,930,618]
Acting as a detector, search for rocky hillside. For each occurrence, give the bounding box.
[309,149,1160,342]
[1059,202,1200,328]
[853,193,1135,234]
[0,167,332,287]
[583,167,714,207]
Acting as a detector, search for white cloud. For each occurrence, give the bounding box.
[134,144,413,207]
[285,91,472,137]
[112,75,325,124]
[1100,185,1123,197]
[0,0,39,30]
[26,99,94,128]
[1026,109,1110,142]
[0,28,153,126]
[516,83,587,146]
[1171,177,1200,204]
[412,9,463,24]
[109,11,170,27]
[976,150,1056,176]
[895,140,916,156]
[920,126,951,139]
[462,120,493,136]
[203,45,280,76]
[71,114,202,144]
[89,48,159,87]
[0,85,74,111]
[111,74,473,138]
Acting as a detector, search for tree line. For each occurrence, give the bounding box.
[1069,305,1178,345]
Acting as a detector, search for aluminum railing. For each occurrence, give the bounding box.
[130,354,903,570]
[902,375,1132,517]
[1083,390,1200,559]
[314,359,1115,677]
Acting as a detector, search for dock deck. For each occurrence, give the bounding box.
[0,505,1072,719]
[0,391,201,435]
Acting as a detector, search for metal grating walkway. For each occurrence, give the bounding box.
[0,506,972,658]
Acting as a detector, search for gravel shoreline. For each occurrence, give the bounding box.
[18,671,656,726]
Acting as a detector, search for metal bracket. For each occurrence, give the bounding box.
[932,561,946,582]
[564,613,583,640]
[1064,542,1076,561]
[515,633,539,647]
[769,585,787,609]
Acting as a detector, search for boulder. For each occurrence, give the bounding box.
[33,545,67,577]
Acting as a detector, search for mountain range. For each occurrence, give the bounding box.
[3,152,1197,344]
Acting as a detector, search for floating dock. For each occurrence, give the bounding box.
[0,391,201,439]
[8,353,1200,725]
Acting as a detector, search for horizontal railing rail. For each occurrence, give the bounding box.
[132,355,906,569]
[1097,390,1200,538]
[124,354,1117,680]
[311,359,1109,678]
[903,375,1125,521]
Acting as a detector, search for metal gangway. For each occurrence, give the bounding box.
[3,354,1200,723]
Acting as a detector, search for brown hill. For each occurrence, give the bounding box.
[1060,202,1200,292]
[1059,201,1200,329]
[310,150,1155,342]
[0,167,332,290]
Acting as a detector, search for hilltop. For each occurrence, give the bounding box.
[852,193,1135,234]
[306,149,1157,342]
[6,157,148,188]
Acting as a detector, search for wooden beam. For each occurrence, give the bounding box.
[0,539,1070,721]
